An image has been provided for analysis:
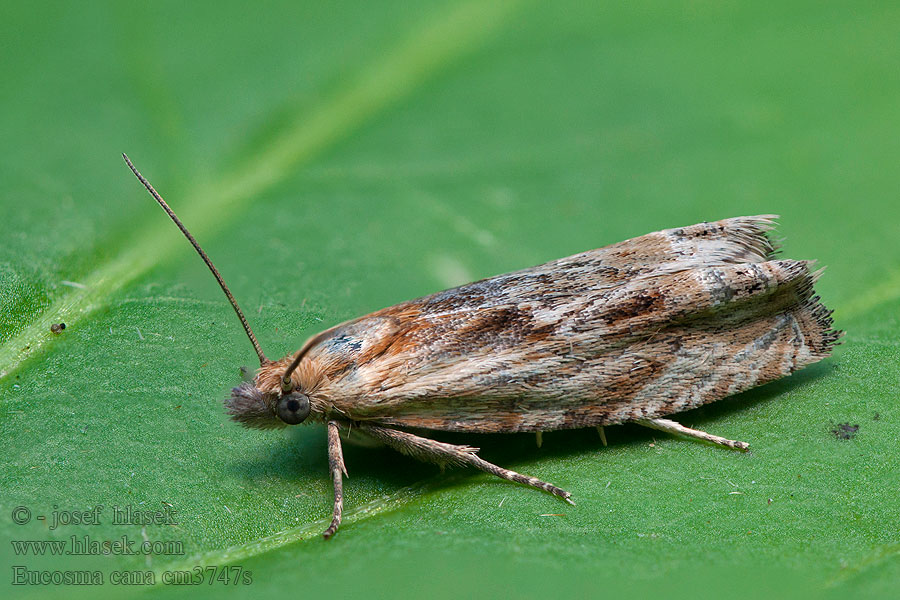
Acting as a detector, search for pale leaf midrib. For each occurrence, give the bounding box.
[0,0,522,379]
[152,473,461,581]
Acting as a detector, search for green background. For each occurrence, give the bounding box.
[2,1,898,598]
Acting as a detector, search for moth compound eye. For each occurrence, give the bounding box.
[276,393,310,425]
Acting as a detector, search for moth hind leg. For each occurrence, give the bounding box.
[359,423,574,505]
[636,418,749,452]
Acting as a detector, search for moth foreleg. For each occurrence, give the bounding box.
[323,420,348,539]
[636,418,750,452]
[359,423,574,505]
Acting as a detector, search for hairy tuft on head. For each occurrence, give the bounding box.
[224,382,284,429]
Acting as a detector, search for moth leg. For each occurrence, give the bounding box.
[323,420,348,540]
[359,423,574,505]
[469,452,575,506]
[596,426,608,447]
[636,418,749,452]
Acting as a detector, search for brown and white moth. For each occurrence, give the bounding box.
[124,155,841,539]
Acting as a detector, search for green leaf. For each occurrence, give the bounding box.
[3,1,899,599]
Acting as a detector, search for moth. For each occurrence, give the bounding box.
[124,154,840,539]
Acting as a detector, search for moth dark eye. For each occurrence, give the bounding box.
[276,393,310,425]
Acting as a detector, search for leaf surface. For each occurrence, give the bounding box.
[2,2,899,598]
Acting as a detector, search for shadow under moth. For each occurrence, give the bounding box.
[125,155,841,539]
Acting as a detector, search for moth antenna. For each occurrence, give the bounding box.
[123,153,269,366]
[280,330,334,393]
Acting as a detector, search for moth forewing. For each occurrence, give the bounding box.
[257,255,838,435]
[126,156,839,540]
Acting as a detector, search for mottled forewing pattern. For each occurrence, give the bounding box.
[301,216,840,433]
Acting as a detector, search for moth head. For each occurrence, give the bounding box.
[225,382,311,429]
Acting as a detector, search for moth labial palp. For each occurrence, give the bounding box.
[125,153,841,539]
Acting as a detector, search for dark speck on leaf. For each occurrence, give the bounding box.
[831,423,859,440]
